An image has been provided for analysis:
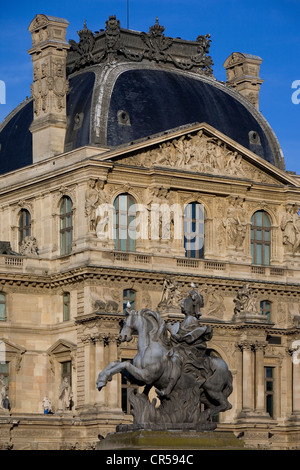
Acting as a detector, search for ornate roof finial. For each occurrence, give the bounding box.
[149,17,165,36]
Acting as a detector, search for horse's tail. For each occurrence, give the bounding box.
[223,369,233,398]
[209,356,233,396]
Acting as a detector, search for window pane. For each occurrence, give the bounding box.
[256,211,262,226]
[123,289,136,311]
[266,367,273,378]
[60,197,73,255]
[63,293,70,321]
[0,304,5,321]
[256,244,262,264]
[263,213,271,227]
[184,202,204,259]
[251,211,271,265]
[0,294,6,321]
[256,229,262,241]
[114,194,136,252]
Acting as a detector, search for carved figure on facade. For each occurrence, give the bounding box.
[201,284,226,319]
[58,377,73,412]
[96,285,233,431]
[0,375,7,411]
[123,131,264,181]
[19,236,39,256]
[233,283,259,316]
[146,187,174,241]
[157,277,183,312]
[281,203,300,254]
[85,179,108,233]
[223,196,247,248]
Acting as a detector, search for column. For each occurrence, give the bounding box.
[81,335,92,407]
[106,334,120,409]
[239,340,254,414]
[254,341,268,415]
[292,346,300,416]
[94,333,107,408]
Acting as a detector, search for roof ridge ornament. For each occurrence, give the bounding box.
[148,17,166,37]
[67,15,214,76]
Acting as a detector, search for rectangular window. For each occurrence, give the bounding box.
[63,293,70,322]
[265,366,274,417]
[123,289,136,312]
[0,294,6,321]
[184,202,204,259]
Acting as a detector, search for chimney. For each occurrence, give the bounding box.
[28,14,70,162]
[223,52,263,110]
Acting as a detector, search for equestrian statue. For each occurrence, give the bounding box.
[96,283,233,431]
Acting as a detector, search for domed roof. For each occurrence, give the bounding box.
[0,17,284,175]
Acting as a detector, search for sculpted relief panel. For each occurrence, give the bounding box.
[281,203,300,254]
[120,131,277,184]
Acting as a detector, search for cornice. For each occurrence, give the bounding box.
[1,263,300,295]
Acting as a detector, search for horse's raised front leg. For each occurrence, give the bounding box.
[96,360,121,390]
[97,360,154,391]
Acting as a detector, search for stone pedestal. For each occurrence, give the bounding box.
[97,430,244,450]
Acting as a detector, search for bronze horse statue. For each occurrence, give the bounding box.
[96,303,232,428]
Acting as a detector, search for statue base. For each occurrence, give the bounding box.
[96,429,244,450]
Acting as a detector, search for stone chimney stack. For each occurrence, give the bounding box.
[28,15,70,162]
[223,52,263,110]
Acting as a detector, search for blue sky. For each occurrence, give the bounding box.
[1,0,300,172]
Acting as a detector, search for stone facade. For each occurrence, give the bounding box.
[0,14,299,451]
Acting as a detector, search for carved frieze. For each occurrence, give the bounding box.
[119,130,278,184]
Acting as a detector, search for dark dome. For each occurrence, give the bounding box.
[0,62,284,175]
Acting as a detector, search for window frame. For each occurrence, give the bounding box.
[260,299,271,323]
[265,366,274,418]
[251,210,271,266]
[63,292,71,322]
[123,289,136,313]
[113,193,136,252]
[18,209,31,247]
[0,293,6,322]
[59,196,73,256]
[184,202,205,259]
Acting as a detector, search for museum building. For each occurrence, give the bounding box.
[0,13,299,449]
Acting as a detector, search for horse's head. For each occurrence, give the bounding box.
[120,307,137,342]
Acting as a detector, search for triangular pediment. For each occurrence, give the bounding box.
[0,338,26,355]
[99,123,297,187]
[47,339,76,356]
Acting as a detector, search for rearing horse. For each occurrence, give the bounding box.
[96,308,174,394]
[96,307,233,418]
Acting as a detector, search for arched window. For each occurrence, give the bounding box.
[19,209,31,246]
[0,293,6,321]
[184,202,204,259]
[113,194,136,252]
[260,300,271,323]
[251,211,271,265]
[123,289,136,312]
[60,196,73,256]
